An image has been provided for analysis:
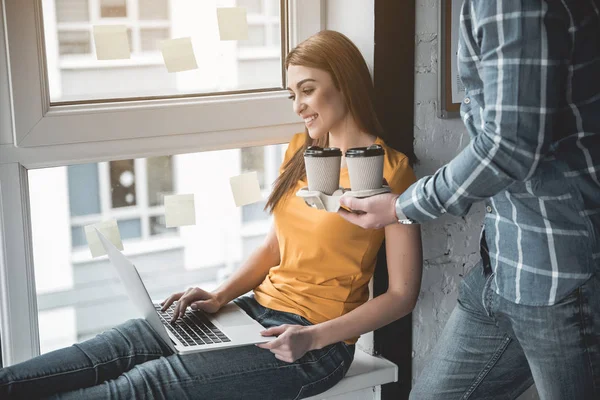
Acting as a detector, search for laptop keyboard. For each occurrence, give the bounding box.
[154,303,231,347]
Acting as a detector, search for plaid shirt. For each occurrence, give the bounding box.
[397,0,600,305]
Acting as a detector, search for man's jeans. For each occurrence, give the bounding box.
[0,295,355,399]
[411,261,600,400]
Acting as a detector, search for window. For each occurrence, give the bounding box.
[6,0,321,148]
[44,0,283,103]
[1,0,321,365]
[28,144,284,352]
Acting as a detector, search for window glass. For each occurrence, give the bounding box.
[29,143,286,352]
[70,226,88,248]
[140,28,170,52]
[139,0,170,20]
[150,215,176,236]
[118,218,143,240]
[44,0,283,103]
[68,164,101,216]
[242,200,269,223]
[56,0,90,22]
[241,147,265,188]
[100,0,127,18]
[238,0,262,14]
[240,25,266,48]
[58,31,91,55]
[272,24,281,46]
[110,160,137,208]
[267,0,279,16]
[147,156,174,207]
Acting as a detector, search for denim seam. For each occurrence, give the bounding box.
[461,336,512,400]
[161,343,339,390]
[340,343,354,360]
[293,359,345,400]
[481,273,495,318]
[578,285,600,393]
[0,352,164,387]
[254,308,272,323]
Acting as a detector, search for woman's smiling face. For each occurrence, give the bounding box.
[286,65,348,140]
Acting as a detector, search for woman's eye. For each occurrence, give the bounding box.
[303,89,314,95]
[287,94,295,100]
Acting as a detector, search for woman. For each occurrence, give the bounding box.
[0,30,422,400]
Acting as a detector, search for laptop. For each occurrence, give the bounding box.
[96,229,274,354]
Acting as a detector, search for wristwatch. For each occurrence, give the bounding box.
[395,196,417,225]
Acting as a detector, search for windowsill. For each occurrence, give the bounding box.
[71,235,184,264]
[304,350,398,400]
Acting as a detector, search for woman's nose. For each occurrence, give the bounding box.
[293,99,305,115]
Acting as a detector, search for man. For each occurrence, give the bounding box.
[339,1,600,398]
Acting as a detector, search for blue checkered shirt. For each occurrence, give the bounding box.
[397,0,600,305]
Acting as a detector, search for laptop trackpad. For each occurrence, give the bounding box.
[215,307,255,328]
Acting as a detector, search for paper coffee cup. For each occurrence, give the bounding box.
[345,145,385,191]
[304,146,342,195]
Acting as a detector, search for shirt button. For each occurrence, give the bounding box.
[486,205,493,213]
[464,97,471,104]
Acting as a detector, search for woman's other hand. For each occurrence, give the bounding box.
[256,325,318,363]
[160,287,223,323]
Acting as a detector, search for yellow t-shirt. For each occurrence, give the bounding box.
[253,133,416,344]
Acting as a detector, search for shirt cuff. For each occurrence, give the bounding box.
[395,195,406,220]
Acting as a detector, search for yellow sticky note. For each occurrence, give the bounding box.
[84,220,124,258]
[159,37,198,73]
[93,25,130,60]
[230,171,262,207]
[164,194,196,227]
[217,7,249,41]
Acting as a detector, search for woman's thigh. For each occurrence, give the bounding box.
[52,340,352,400]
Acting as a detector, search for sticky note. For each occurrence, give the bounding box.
[217,7,249,41]
[230,171,262,207]
[159,37,198,73]
[164,194,196,227]
[84,220,124,258]
[93,25,130,60]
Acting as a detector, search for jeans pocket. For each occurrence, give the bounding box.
[292,313,313,326]
[457,262,487,313]
[271,309,313,326]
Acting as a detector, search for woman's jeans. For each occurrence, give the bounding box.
[410,261,600,400]
[0,295,355,399]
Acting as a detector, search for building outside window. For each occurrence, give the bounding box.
[46,0,283,102]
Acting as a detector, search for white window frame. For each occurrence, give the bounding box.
[2,0,320,149]
[0,0,323,365]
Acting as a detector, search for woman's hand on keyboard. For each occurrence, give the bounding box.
[160,287,222,323]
